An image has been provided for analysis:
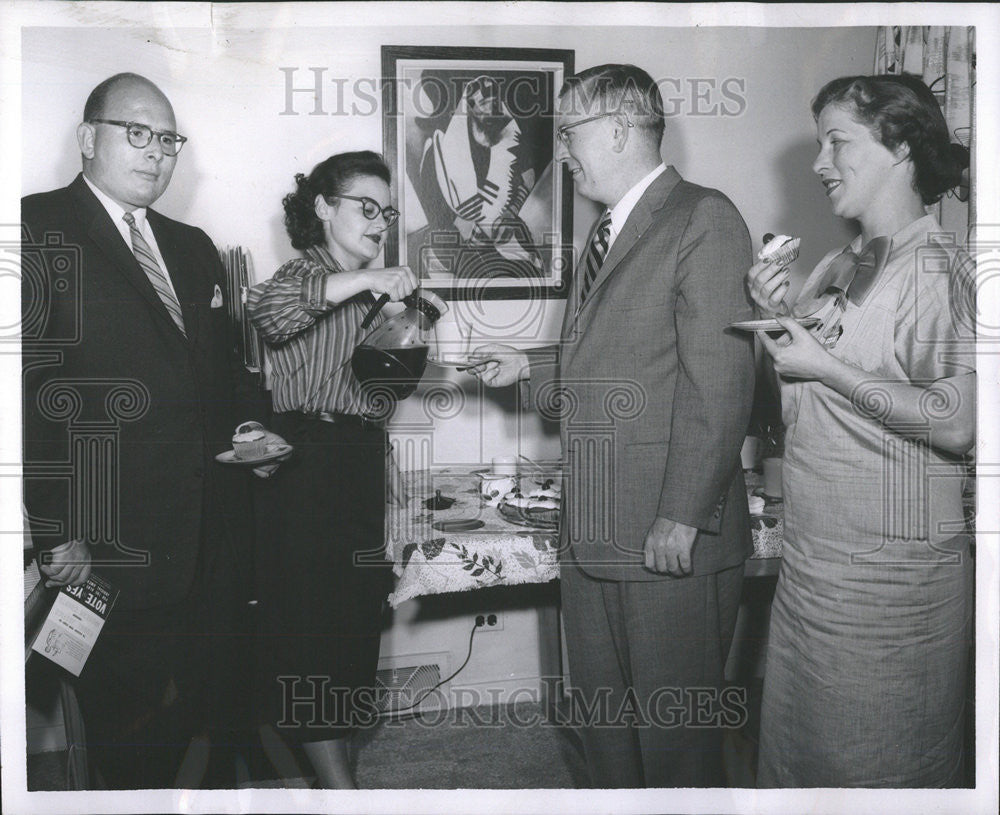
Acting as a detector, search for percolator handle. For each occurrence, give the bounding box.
[360,293,391,329]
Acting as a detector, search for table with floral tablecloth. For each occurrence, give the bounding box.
[386,468,783,607]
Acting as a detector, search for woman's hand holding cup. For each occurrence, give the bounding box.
[746,257,792,317]
[464,343,529,387]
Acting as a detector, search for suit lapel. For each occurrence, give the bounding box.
[70,176,189,344]
[567,166,683,331]
[590,205,652,296]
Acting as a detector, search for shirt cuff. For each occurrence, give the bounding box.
[302,271,333,310]
[657,493,726,535]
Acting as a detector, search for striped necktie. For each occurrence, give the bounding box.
[122,211,186,335]
[579,211,612,307]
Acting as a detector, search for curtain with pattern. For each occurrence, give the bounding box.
[874,26,976,230]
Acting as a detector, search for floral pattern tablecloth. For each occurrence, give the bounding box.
[387,469,783,607]
[387,469,559,607]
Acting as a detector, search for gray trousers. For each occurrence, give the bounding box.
[560,553,745,788]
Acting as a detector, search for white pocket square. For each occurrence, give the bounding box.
[211,284,224,308]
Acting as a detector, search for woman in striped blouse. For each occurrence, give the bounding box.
[248,151,416,788]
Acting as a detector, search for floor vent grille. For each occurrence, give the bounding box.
[374,654,448,716]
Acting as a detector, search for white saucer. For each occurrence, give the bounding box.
[215,442,293,466]
[729,316,821,332]
[427,357,478,369]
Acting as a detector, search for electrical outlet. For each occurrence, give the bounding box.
[474,611,504,631]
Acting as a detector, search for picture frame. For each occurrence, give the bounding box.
[382,45,575,301]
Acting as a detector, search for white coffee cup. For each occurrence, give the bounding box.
[480,474,518,506]
[491,456,518,476]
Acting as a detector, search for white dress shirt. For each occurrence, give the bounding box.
[605,162,667,250]
[83,174,179,299]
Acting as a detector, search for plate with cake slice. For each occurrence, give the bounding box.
[497,492,560,530]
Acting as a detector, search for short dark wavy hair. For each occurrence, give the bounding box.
[283,151,392,250]
[812,73,968,205]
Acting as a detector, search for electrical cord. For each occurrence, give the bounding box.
[386,620,479,716]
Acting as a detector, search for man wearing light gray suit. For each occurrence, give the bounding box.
[470,64,755,787]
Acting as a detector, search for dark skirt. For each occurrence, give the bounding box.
[252,412,391,742]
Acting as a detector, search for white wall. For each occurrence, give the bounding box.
[20,20,875,704]
[20,22,876,460]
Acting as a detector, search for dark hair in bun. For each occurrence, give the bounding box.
[283,151,391,250]
[812,74,966,205]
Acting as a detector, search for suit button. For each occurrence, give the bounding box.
[194,467,204,478]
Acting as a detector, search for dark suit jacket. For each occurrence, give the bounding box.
[22,174,260,609]
[525,166,755,580]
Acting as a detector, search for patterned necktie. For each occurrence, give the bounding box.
[578,211,612,307]
[122,211,186,335]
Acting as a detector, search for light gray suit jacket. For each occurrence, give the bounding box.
[524,166,755,580]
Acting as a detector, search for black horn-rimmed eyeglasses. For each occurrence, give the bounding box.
[329,194,400,226]
[87,119,188,156]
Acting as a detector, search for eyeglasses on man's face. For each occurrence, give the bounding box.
[330,194,400,227]
[88,119,188,156]
[556,112,634,145]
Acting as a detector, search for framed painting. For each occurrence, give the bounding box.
[382,45,575,300]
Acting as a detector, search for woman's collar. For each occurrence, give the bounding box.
[305,243,344,272]
[852,212,939,252]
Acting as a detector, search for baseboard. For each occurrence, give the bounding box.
[447,675,544,707]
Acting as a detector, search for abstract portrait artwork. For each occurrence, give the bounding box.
[382,46,575,300]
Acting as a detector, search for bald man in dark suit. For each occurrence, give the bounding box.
[22,72,262,788]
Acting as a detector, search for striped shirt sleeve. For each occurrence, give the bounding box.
[247,257,334,345]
